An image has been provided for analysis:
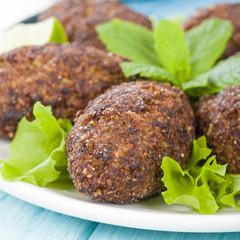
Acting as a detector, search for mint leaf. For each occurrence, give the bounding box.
[96,19,159,65]
[120,62,173,81]
[1,102,72,187]
[186,18,233,78]
[181,73,223,97]
[153,20,191,86]
[182,56,240,97]
[207,56,240,88]
[181,72,212,97]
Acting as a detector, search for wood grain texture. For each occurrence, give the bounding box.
[90,224,240,240]
[1,190,239,240]
[0,191,98,240]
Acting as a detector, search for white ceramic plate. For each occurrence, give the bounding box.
[0,0,59,32]
[1,138,240,233]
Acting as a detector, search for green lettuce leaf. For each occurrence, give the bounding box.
[186,18,233,78]
[161,136,240,214]
[184,135,212,171]
[182,56,240,97]
[217,174,240,210]
[154,20,191,86]
[162,137,220,214]
[161,156,219,214]
[166,15,184,27]
[120,62,173,81]
[96,19,160,65]
[1,102,72,187]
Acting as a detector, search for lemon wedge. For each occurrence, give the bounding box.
[0,17,68,54]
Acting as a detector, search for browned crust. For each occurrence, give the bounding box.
[196,86,240,173]
[183,3,240,59]
[0,43,127,138]
[39,0,152,49]
[66,81,195,203]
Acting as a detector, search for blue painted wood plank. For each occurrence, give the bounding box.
[123,0,240,19]
[89,223,240,240]
[0,190,98,240]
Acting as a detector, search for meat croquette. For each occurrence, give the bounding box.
[66,81,195,203]
[0,43,127,138]
[196,86,240,174]
[39,0,151,49]
[183,3,240,59]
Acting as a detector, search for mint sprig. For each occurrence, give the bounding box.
[161,136,240,214]
[120,62,173,81]
[186,18,233,78]
[154,20,191,86]
[96,19,159,65]
[182,56,240,97]
[96,18,234,96]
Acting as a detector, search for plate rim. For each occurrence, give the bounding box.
[1,177,240,233]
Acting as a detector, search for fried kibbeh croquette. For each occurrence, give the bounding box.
[0,43,128,138]
[39,0,151,49]
[196,86,240,174]
[183,3,240,59]
[66,81,195,203]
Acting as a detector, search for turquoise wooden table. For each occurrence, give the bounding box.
[1,0,240,239]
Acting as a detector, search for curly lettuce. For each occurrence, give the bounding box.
[161,136,240,214]
[1,102,72,187]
